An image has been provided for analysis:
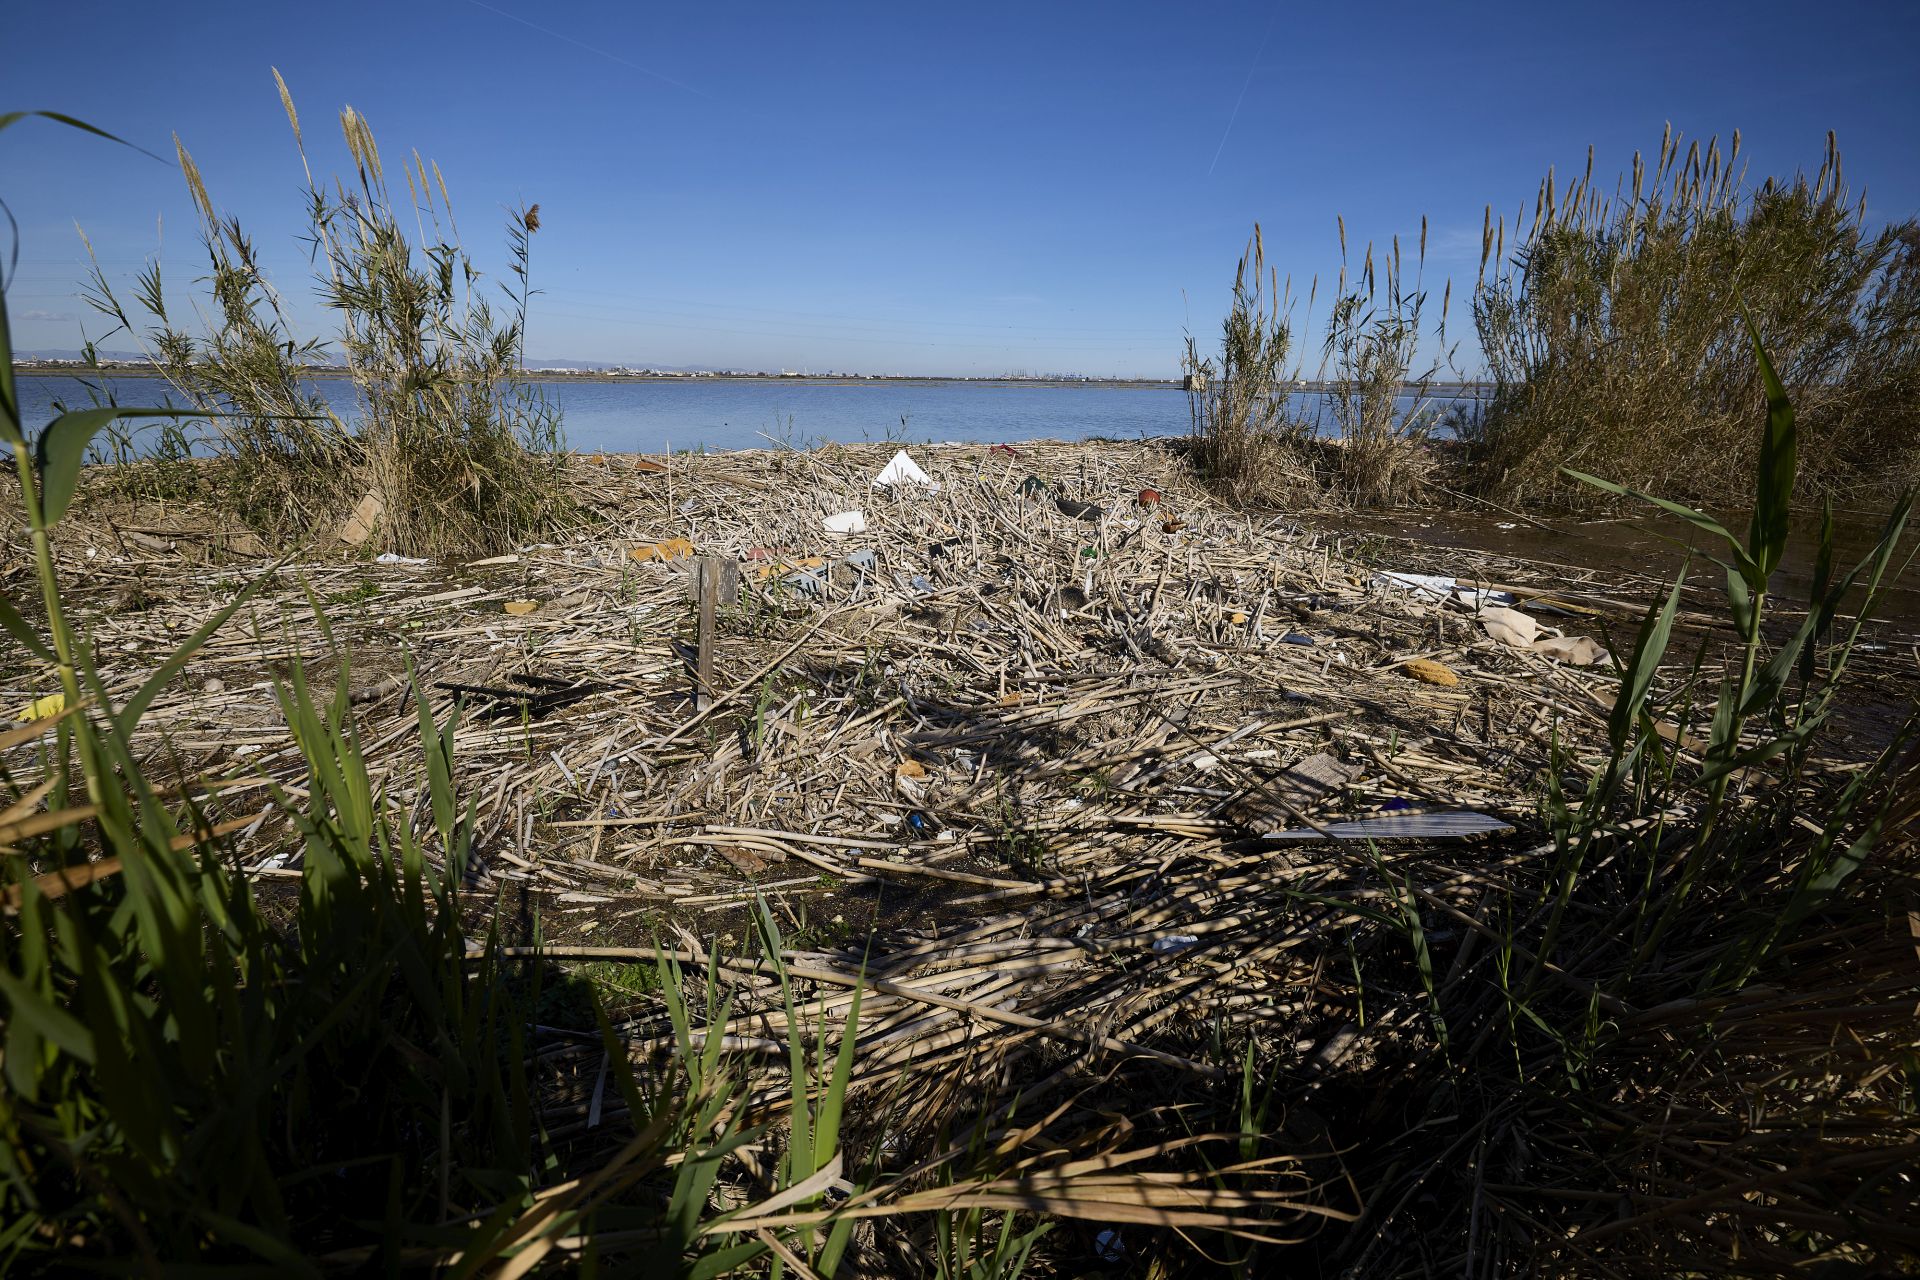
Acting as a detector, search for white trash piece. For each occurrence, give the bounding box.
[375,551,429,565]
[1478,605,1539,649]
[1373,570,1455,600]
[1373,570,1514,608]
[822,510,868,534]
[871,449,938,490]
[1532,634,1608,666]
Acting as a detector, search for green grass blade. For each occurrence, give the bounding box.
[0,110,167,162]
[0,591,53,664]
[1741,305,1798,580]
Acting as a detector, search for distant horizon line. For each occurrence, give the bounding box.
[14,349,1492,389]
[14,356,1494,395]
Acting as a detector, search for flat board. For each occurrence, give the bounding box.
[1258,810,1515,844]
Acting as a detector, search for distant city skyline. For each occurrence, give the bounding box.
[6,0,1917,378]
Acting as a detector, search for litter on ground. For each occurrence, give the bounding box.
[872,450,937,489]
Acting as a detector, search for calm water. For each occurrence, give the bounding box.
[17,373,1475,455]
[18,374,1190,455]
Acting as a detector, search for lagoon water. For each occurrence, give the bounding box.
[16,373,1476,455]
[18,374,1193,455]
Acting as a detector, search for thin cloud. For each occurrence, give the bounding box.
[1206,4,1279,179]
[461,0,784,128]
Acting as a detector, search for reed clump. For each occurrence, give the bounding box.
[1316,214,1453,505]
[1187,221,1456,509]
[82,72,570,558]
[1183,225,1323,508]
[1466,129,1920,509]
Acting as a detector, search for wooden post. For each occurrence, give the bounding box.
[695,557,717,709]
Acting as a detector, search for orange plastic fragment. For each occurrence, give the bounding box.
[630,538,695,563]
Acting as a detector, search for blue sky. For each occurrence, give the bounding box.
[5,0,1917,377]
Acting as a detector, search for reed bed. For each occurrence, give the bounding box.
[8,428,1918,1273]
[1467,130,1920,508]
[1187,220,1459,511]
[76,74,571,558]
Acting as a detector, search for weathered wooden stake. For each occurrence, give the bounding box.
[695,557,717,709]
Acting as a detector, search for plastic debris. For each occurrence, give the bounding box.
[903,810,937,838]
[630,538,695,563]
[1478,605,1539,649]
[822,510,867,534]
[1402,658,1460,687]
[872,450,937,489]
[1229,611,1248,625]
[631,458,668,473]
[1532,634,1608,665]
[1280,632,1316,645]
[1162,518,1186,533]
[1137,487,1162,507]
[1261,810,1515,843]
[1152,935,1200,953]
[784,548,876,597]
[15,692,65,723]
[1055,495,1102,521]
[754,554,823,581]
[1374,570,1455,600]
[896,759,928,779]
[374,552,428,565]
[990,443,1022,457]
[1374,571,1515,608]
[503,599,539,616]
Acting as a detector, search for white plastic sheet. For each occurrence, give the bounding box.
[822,510,867,534]
[871,449,938,489]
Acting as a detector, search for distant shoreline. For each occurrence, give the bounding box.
[16,365,1493,395]
[15,364,1182,391]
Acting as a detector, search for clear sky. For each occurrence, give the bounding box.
[5,0,1917,378]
